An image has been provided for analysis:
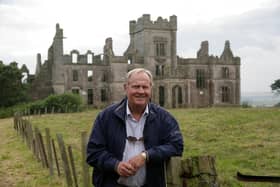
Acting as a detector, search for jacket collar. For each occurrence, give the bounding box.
[114,98,156,122]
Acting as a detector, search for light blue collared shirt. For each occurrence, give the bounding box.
[117,102,149,187]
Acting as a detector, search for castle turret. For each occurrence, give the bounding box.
[220,40,234,62]
[197,41,209,58]
[53,23,64,60]
[103,37,114,64]
[35,53,41,76]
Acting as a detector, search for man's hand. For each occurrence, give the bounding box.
[116,161,137,177]
[128,153,146,171]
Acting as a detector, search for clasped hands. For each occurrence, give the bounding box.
[116,154,145,177]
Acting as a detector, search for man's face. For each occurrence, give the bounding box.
[125,72,152,109]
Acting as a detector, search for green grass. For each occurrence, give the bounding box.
[1,107,280,186]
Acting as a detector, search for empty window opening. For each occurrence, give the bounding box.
[155,42,166,57]
[73,70,78,81]
[88,70,93,81]
[222,67,229,78]
[72,53,78,63]
[22,72,28,83]
[156,65,165,76]
[88,89,93,105]
[101,89,107,102]
[72,88,79,94]
[87,54,93,64]
[172,86,182,108]
[102,73,107,82]
[221,86,230,102]
[196,69,206,89]
[159,86,165,107]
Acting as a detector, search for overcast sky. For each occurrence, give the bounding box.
[0,0,279,93]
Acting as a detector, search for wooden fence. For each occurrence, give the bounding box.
[13,112,90,187]
[13,112,220,187]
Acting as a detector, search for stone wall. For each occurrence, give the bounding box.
[30,14,241,108]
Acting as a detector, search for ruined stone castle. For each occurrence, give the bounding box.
[30,14,241,108]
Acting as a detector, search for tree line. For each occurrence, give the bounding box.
[0,61,29,107]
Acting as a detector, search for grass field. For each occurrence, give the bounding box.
[1,107,280,186]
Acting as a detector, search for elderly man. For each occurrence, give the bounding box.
[87,68,184,187]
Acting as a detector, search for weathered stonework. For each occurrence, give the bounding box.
[30,14,241,108]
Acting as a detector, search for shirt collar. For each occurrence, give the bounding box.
[126,100,149,117]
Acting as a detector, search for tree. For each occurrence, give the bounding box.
[0,62,29,107]
[271,79,280,94]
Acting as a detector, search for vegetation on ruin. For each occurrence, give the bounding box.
[1,107,280,186]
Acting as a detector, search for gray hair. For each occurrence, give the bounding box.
[125,68,153,86]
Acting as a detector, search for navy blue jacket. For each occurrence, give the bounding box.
[86,99,184,187]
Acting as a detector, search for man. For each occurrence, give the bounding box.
[87,68,184,187]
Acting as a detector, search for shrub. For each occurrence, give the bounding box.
[44,93,83,113]
[0,103,27,118]
[28,100,45,114]
[241,101,252,108]
[0,93,84,118]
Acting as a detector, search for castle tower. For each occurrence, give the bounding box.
[51,24,65,94]
[126,14,178,76]
[53,23,64,60]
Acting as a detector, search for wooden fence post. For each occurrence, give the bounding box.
[38,131,49,168]
[45,128,54,176]
[166,157,183,187]
[81,131,90,187]
[181,155,219,187]
[166,156,219,187]
[26,121,33,150]
[34,127,42,163]
[56,133,73,186]
[52,139,61,176]
[68,146,78,187]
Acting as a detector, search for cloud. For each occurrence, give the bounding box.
[176,2,280,92]
[0,0,279,93]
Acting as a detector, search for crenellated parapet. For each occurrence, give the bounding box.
[129,14,177,34]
